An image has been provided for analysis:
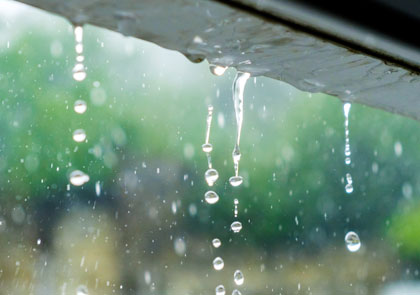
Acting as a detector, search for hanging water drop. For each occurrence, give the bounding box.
[209,64,228,76]
[205,168,219,186]
[213,257,224,270]
[345,231,361,252]
[215,285,226,295]
[69,170,90,186]
[212,238,221,248]
[72,25,86,81]
[232,290,242,295]
[74,100,87,114]
[233,270,244,286]
[205,191,219,204]
[230,72,250,183]
[231,221,242,233]
[72,129,86,142]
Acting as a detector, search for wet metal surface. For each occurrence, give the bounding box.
[13,0,420,120]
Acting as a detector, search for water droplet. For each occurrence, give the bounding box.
[232,290,242,295]
[37,238,41,245]
[188,203,197,216]
[69,170,90,186]
[202,143,213,153]
[345,183,353,194]
[205,168,219,186]
[144,271,151,285]
[394,141,403,157]
[73,63,87,81]
[215,285,226,295]
[74,100,87,114]
[76,285,88,295]
[95,181,101,196]
[229,176,243,187]
[174,238,186,256]
[72,129,86,142]
[209,64,228,76]
[205,191,219,204]
[345,231,361,252]
[233,270,244,285]
[212,238,221,248]
[213,257,224,270]
[231,221,242,233]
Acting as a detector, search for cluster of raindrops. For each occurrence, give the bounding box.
[343,102,353,194]
[69,25,90,188]
[72,25,87,81]
[341,102,361,252]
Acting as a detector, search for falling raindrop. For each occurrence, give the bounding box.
[95,181,101,196]
[74,100,87,114]
[72,129,86,142]
[209,64,228,76]
[205,191,219,204]
[202,143,213,153]
[230,72,250,184]
[144,271,151,285]
[213,257,224,270]
[229,176,243,187]
[234,198,239,217]
[205,168,219,186]
[69,170,90,186]
[72,25,86,81]
[231,221,242,233]
[345,231,361,252]
[37,238,41,245]
[233,270,244,286]
[345,173,353,194]
[215,285,226,295]
[212,238,221,248]
[174,238,186,256]
[232,290,242,295]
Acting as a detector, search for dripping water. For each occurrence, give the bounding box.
[229,72,250,187]
[343,102,353,194]
[203,105,219,186]
[72,25,86,81]
[234,198,238,218]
